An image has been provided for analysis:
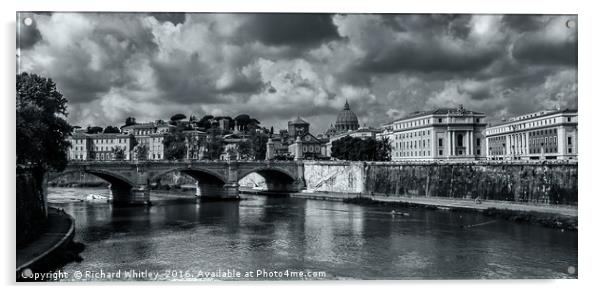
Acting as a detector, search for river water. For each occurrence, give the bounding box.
[48,187,577,281]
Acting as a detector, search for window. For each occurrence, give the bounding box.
[476,138,481,146]
[568,117,572,122]
[439,150,443,156]
[438,118,442,123]
[438,138,443,147]
[568,136,572,145]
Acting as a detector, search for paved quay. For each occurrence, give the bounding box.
[291,191,577,218]
[16,207,75,274]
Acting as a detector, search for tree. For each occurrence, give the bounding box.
[375,137,392,161]
[163,124,187,160]
[236,139,254,160]
[103,125,120,133]
[197,115,214,130]
[111,146,126,160]
[331,136,391,161]
[17,72,72,171]
[125,117,137,126]
[204,128,224,160]
[250,131,269,160]
[170,113,187,122]
[133,144,149,161]
[86,126,104,134]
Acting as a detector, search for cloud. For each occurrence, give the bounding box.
[17,13,43,49]
[149,12,186,25]
[512,16,577,65]
[17,13,577,133]
[239,14,340,47]
[334,14,502,74]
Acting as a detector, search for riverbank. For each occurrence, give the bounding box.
[16,207,84,281]
[291,191,578,231]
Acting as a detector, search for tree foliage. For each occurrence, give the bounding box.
[249,131,269,160]
[133,144,149,160]
[163,124,188,160]
[205,128,224,160]
[111,146,126,160]
[331,136,391,161]
[124,116,137,126]
[103,125,120,133]
[86,126,104,134]
[236,139,254,160]
[170,113,187,122]
[17,72,72,171]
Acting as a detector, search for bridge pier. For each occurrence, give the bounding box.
[109,185,151,206]
[195,181,239,200]
[223,182,240,199]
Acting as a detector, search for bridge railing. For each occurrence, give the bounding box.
[66,159,301,165]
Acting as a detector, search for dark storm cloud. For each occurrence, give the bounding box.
[382,14,472,39]
[502,15,545,32]
[17,14,42,49]
[150,12,186,25]
[151,51,221,103]
[356,43,499,74]
[240,14,340,47]
[19,13,577,130]
[512,34,577,65]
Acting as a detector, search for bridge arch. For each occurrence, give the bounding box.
[238,167,298,192]
[149,167,227,185]
[149,167,229,198]
[49,168,135,188]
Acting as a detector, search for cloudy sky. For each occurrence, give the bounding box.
[17,12,577,133]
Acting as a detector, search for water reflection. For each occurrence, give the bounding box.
[49,188,577,280]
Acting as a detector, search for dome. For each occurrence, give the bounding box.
[335,100,360,132]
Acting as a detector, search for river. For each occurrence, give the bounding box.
[48,187,577,280]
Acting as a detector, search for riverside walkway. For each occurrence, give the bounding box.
[290,191,577,218]
[16,207,75,275]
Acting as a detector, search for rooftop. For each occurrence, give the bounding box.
[289,116,309,125]
[385,105,485,125]
[487,108,578,127]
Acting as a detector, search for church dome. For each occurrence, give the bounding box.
[335,100,360,132]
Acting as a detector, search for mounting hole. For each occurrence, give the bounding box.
[566,19,576,29]
[567,266,576,274]
[23,17,33,26]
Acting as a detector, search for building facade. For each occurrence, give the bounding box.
[485,109,578,160]
[384,105,487,161]
[68,129,135,161]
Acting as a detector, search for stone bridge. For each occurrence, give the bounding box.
[49,160,306,204]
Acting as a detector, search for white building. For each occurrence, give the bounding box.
[383,105,487,161]
[68,129,134,161]
[485,109,578,160]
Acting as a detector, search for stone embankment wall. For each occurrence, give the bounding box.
[303,162,365,193]
[303,161,578,205]
[17,166,48,246]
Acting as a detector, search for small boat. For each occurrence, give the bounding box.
[390,210,410,217]
[86,193,108,201]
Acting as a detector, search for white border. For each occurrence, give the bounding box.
[2,0,600,293]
